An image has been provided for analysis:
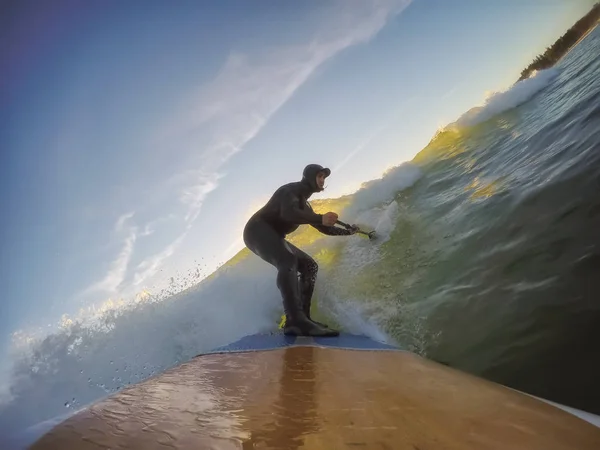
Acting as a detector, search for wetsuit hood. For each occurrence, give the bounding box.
[302,164,331,193]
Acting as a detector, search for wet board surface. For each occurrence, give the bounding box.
[30,334,600,449]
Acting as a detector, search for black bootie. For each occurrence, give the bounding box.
[300,288,330,329]
[298,269,330,328]
[277,268,338,337]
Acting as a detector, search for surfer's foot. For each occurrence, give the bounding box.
[301,300,329,328]
[282,313,330,329]
[309,318,329,328]
[283,317,339,337]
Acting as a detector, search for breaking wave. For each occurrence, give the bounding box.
[451,68,560,129]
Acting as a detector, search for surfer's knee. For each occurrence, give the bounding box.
[277,252,298,274]
[297,254,318,277]
[276,256,299,291]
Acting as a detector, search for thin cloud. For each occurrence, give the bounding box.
[175,170,223,224]
[128,174,220,288]
[441,85,459,101]
[166,0,413,182]
[114,211,134,233]
[132,232,188,287]
[140,214,178,237]
[83,227,138,295]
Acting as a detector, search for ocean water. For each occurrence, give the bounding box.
[2,26,600,448]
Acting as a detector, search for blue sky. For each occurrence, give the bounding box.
[1,0,596,341]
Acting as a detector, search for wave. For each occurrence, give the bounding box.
[451,68,560,129]
[412,68,562,166]
[0,162,422,444]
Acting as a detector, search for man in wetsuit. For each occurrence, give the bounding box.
[243,164,358,337]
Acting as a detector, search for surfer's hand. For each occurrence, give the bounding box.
[322,212,338,226]
[348,225,359,234]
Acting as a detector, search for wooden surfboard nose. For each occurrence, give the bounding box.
[29,334,600,450]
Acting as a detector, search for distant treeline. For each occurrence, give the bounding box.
[519,3,600,81]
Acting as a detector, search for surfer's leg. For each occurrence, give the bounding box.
[287,243,329,328]
[243,218,338,337]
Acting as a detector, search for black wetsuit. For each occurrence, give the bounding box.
[243,164,354,336]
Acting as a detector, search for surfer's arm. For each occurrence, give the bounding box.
[279,189,323,225]
[303,202,355,235]
[310,224,356,236]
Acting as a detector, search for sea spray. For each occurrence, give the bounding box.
[0,259,282,435]
[342,162,422,221]
[452,68,560,129]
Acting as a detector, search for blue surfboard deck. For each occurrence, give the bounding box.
[202,331,402,355]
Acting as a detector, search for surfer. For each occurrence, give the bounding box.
[243,164,358,337]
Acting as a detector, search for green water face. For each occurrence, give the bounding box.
[285,29,600,415]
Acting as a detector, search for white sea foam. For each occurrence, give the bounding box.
[451,68,560,128]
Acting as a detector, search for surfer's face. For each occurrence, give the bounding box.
[316,172,327,190]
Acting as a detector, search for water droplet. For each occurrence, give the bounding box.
[110,361,114,364]
[64,401,70,408]
[80,370,84,374]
